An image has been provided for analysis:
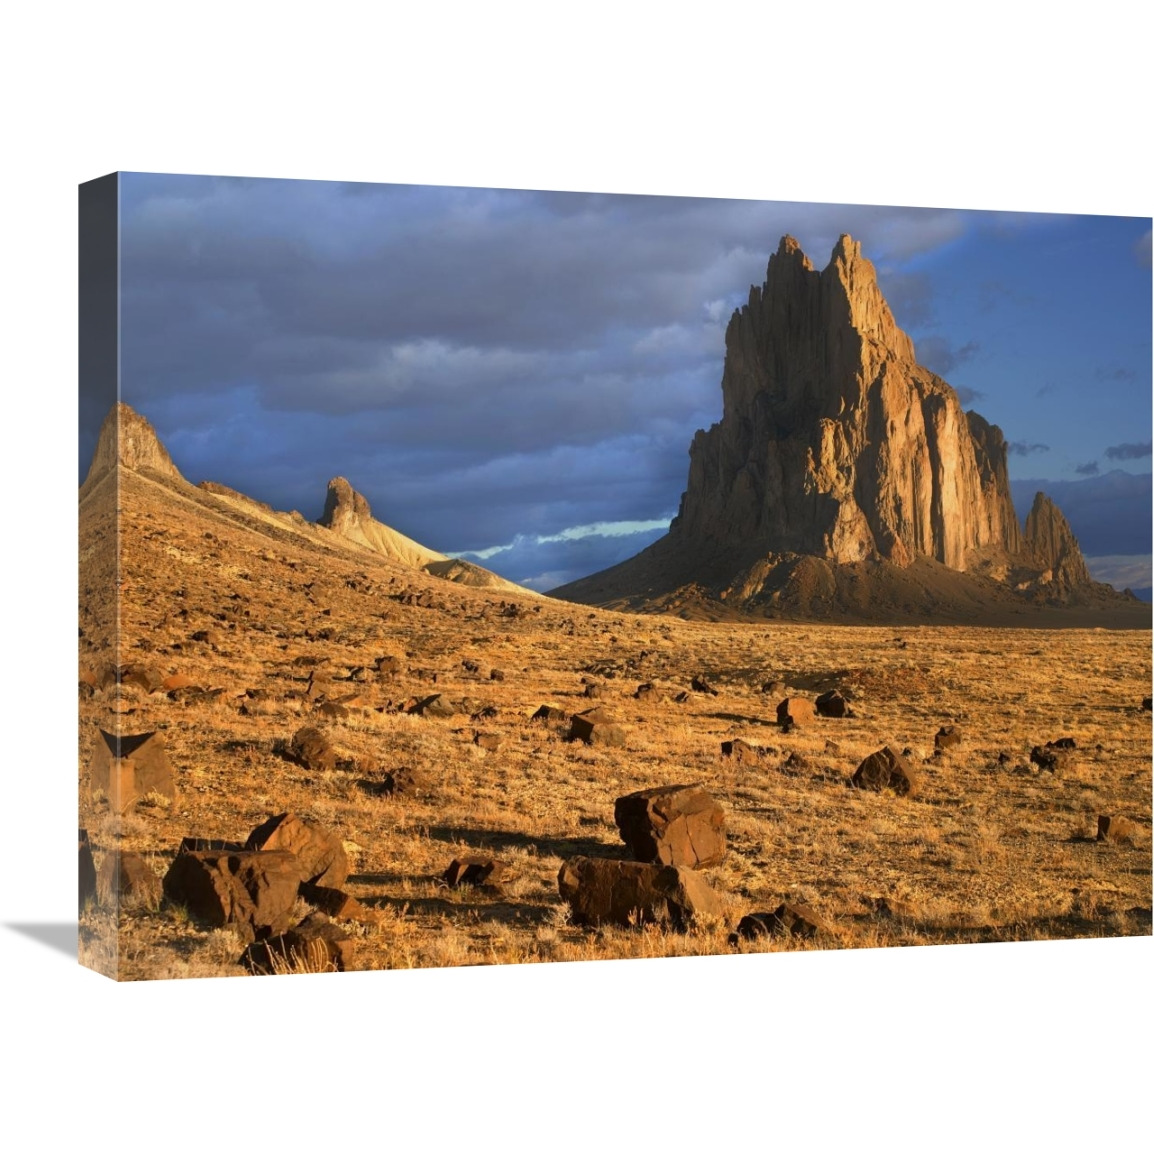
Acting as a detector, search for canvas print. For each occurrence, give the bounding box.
[78,173,1152,980]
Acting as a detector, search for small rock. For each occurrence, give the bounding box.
[691,675,719,696]
[531,704,568,723]
[721,738,762,764]
[934,725,962,751]
[730,903,831,943]
[776,698,816,727]
[569,709,627,747]
[411,694,455,718]
[851,746,919,796]
[443,856,508,888]
[299,882,377,924]
[1096,816,1140,845]
[287,726,337,773]
[242,915,354,974]
[815,690,848,718]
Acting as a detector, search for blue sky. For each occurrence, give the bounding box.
[95,174,1152,591]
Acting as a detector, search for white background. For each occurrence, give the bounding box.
[1,3,1149,1148]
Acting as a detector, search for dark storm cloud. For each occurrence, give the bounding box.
[916,336,980,376]
[108,177,1099,582]
[1075,461,1100,476]
[1104,442,1152,460]
[1007,441,1050,456]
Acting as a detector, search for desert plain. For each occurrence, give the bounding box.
[78,462,1152,980]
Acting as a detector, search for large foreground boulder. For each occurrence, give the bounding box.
[557,857,723,929]
[245,813,349,888]
[851,746,919,796]
[88,729,176,812]
[162,850,301,943]
[614,784,726,868]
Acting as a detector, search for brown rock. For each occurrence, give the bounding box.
[411,694,455,718]
[569,709,627,747]
[242,914,355,974]
[1029,743,1071,774]
[88,729,176,811]
[162,850,301,943]
[762,680,787,696]
[721,738,762,764]
[531,704,568,722]
[443,856,508,888]
[287,726,337,772]
[851,746,919,796]
[161,673,196,692]
[615,784,727,868]
[634,682,661,702]
[299,882,376,924]
[1021,492,1092,594]
[79,830,97,914]
[557,857,723,929]
[1096,816,1140,845]
[97,851,162,909]
[691,674,719,696]
[732,903,831,942]
[934,725,963,751]
[815,690,849,718]
[776,697,815,727]
[245,813,349,888]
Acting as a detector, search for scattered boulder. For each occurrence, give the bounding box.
[691,674,719,696]
[614,784,727,868]
[443,856,508,888]
[242,914,354,974]
[569,708,627,747]
[776,698,815,728]
[781,750,810,774]
[815,690,849,718]
[88,729,176,812]
[1030,741,1073,774]
[731,903,832,943]
[557,857,723,929]
[287,726,337,773]
[489,668,506,682]
[934,725,963,751]
[245,813,349,888]
[634,682,661,702]
[299,882,376,924]
[79,830,97,914]
[583,682,603,699]
[411,693,456,718]
[97,851,162,909]
[359,765,432,799]
[1097,816,1140,845]
[761,680,786,697]
[1143,696,1152,711]
[721,738,763,764]
[851,746,918,796]
[531,704,568,723]
[162,850,301,943]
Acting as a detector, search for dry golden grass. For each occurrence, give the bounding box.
[78,470,1152,980]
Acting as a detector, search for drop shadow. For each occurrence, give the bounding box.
[6,922,78,958]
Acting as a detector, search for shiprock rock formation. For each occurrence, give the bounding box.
[80,403,534,597]
[553,234,1143,624]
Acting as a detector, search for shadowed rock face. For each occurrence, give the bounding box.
[671,234,1021,573]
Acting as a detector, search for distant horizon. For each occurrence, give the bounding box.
[88,174,1152,593]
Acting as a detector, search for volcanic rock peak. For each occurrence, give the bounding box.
[82,402,184,489]
[672,233,1022,572]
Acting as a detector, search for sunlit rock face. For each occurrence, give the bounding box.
[670,234,1023,572]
